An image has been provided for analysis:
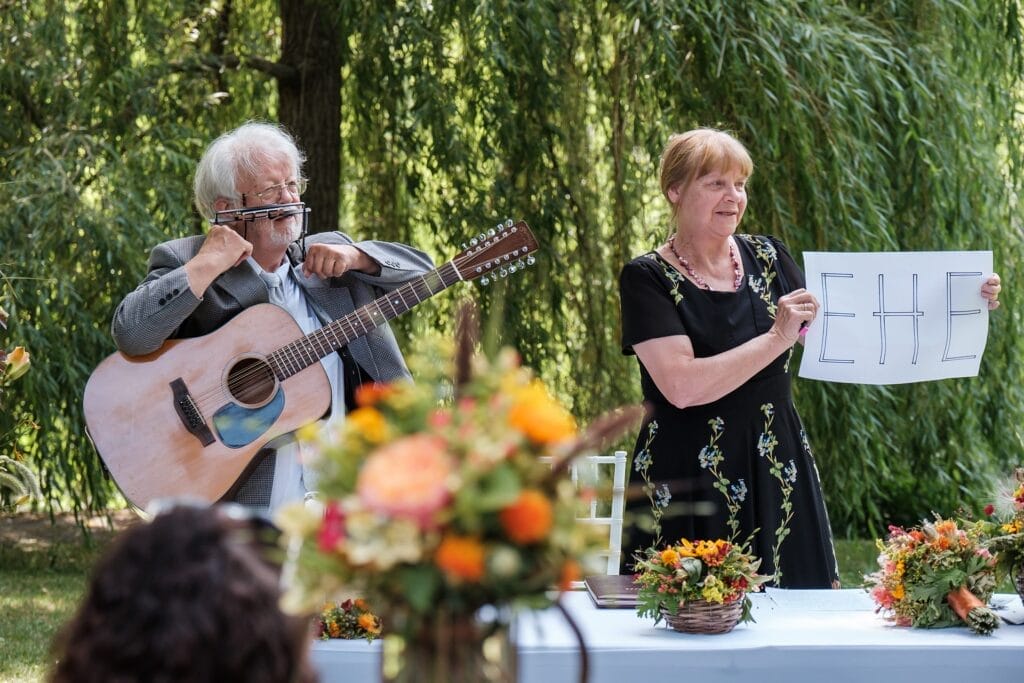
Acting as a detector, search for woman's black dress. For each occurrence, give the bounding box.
[619,234,839,588]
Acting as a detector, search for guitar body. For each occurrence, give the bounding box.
[84,304,331,509]
[84,220,539,509]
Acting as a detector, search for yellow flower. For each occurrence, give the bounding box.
[1001,519,1022,534]
[700,574,726,604]
[891,583,905,600]
[347,407,390,443]
[506,380,577,445]
[676,539,698,557]
[3,346,30,382]
[660,548,680,567]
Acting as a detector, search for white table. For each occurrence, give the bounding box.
[310,589,1024,682]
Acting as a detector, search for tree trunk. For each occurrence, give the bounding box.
[278,0,342,233]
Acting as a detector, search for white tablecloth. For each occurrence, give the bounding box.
[310,589,1024,682]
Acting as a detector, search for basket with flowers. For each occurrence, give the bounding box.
[317,598,382,642]
[865,516,999,635]
[276,305,641,682]
[973,467,1024,600]
[633,537,769,633]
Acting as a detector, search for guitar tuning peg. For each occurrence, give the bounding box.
[515,259,526,270]
[499,267,509,278]
[526,255,536,266]
[460,242,467,250]
[469,237,478,247]
[478,232,486,242]
[505,218,514,227]
[508,264,518,274]
[480,276,490,286]
[494,223,503,231]
[487,228,496,238]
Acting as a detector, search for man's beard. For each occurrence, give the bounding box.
[261,217,302,250]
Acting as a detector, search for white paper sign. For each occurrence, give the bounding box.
[797,251,992,385]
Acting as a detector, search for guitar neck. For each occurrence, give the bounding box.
[268,260,463,379]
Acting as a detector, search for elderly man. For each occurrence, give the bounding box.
[112,121,434,511]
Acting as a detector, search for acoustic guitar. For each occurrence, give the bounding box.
[84,220,538,509]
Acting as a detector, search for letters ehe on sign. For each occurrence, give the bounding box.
[797,251,992,385]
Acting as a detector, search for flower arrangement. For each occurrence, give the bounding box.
[316,598,382,642]
[277,306,641,669]
[973,468,1024,597]
[865,516,999,635]
[634,537,769,626]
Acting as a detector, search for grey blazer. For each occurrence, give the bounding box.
[112,231,435,383]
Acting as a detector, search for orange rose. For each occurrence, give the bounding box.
[499,489,553,544]
[435,535,486,582]
[354,382,395,407]
[357,434,453,528]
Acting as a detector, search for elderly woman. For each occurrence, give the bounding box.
[619,128,1001,587]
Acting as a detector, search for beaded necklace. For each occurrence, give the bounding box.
[667,235,743,291]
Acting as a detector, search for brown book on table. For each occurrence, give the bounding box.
[584,574,639,609]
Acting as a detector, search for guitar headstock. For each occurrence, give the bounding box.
[454,219,539,285]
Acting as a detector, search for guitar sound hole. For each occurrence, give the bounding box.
[227,357,277,407]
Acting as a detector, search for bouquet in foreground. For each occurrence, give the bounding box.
[277,306,641,679]
[865,516,999,635]
[973,468,1024,599]
[634,538,769,629]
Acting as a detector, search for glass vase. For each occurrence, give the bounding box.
[380,607,516,683]
[1013,562,1024,603]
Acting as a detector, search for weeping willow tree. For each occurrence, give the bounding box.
[2,0,1022,536]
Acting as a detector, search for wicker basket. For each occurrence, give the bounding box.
[660,598,743,634]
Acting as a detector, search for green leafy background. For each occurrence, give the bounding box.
[2,0,1023,537]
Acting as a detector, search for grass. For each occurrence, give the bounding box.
[0,510,133,683]
[0,512,883,683]
[835,537,878,588]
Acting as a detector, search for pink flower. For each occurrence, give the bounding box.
[318,501,346,553]
[357,434,454,528]
[427,409,452,428]
[870,584,895,609]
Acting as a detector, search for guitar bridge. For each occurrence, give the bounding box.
[170,378,215,446]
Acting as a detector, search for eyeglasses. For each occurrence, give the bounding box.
[244,178,308,203]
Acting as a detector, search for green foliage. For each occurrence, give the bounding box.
[2,0,1023,538]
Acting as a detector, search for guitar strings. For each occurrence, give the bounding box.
[189,232,527,414]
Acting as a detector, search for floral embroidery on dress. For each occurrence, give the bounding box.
[757,402,797,584]
[634,420,670,546]
[644,252,686,304]
[737,234,797,371]
[696,416,744,542]
[738,234,780,318]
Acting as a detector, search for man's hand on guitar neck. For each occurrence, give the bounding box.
[302,243,381,279]
[185,226,254,297]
